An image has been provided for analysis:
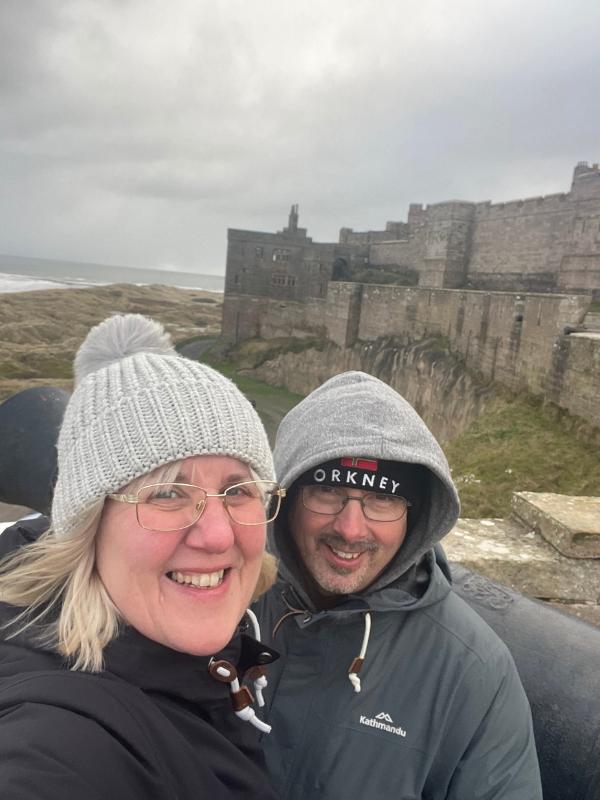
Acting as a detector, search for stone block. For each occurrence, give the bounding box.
[584,311,600,330]
[512,491,600,558]
[445,517,600,603]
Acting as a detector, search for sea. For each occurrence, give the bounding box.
[0,253,224,294]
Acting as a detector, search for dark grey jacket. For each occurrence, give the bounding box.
[255,371,542,799]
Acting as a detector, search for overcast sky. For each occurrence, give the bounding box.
[1,0,599,275]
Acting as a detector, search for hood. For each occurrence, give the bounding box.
[270,371,460,605]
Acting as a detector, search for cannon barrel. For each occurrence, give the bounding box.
[0,386,69,515]
[452,563,600,800]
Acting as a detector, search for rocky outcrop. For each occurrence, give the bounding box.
[250,336,497,443]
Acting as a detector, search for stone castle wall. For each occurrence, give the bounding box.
[354,168,600,294]
[222,162,600,430]
[356,285,590,396]
[222,282,599,428]
[224,162,600,301]
[547,334,600,425]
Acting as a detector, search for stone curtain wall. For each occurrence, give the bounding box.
[369,238,421,268]
[548,335,600,425]
[467,180,600,294]
[356,284,592,401]
[220,294,329,344]
[468,196,572,291]
[342,165,600,294]
[361,188,600,294]
[223,282,599,429]
[224,165,600,312]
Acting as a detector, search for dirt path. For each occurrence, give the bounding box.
[177,337,217,361]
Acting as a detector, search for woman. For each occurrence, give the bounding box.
[0,314,283,799]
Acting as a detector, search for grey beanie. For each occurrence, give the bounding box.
[52,314,274,538]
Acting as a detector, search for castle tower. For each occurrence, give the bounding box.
[421,202,475,288]
[287,204,299,232]
[571,161,600,200]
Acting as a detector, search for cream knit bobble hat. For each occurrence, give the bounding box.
[51,313,274,538]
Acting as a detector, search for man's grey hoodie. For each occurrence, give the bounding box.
[255,371,542,799]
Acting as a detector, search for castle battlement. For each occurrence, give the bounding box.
[474,193,571,216]
[224,162,600,306]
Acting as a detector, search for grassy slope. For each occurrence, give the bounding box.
[203,358,303,446]
[444,395,600,517]
[0,284,222,401]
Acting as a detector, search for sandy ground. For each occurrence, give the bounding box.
[0,282,223,402]
[0,282,224,526]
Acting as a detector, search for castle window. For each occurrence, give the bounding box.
[271,272,296,287]
[255,246,263,257]
[273,248,290,262]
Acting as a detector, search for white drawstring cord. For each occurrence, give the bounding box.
[245,607,261,639]
[348,612,372,693]
[231,678,271,733]
[213,663,272,734]
[245,608,269,707]
[209,609,272,735]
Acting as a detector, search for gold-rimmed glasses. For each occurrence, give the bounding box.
[108,480,286,532]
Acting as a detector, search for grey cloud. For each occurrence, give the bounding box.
[1,0,600,271]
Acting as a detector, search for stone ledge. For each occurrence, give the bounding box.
[512,491,600,558]
[445,517,600,604]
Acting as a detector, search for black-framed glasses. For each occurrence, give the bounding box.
[108,480,286,532]
[301,485,411,522]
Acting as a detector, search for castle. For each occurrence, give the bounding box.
[221,164,600,635]
[225,162,600,300]
[222,163,600,431]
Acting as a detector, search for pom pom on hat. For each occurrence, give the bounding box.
[74,314,174,386]
[52,313,274,538]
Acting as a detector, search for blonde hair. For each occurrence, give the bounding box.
[0,460,277,672]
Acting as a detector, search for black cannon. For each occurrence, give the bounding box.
[452,562,600,799]
[0,385,599,799]
[0,386,69,515]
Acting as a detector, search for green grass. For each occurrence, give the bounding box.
[0,356,72,380]
[202,356,303,445]
[445,395,600,518]
[206,358,303,405]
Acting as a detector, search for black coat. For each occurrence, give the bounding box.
[0,519,278,800]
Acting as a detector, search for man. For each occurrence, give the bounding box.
[255,371,542,799]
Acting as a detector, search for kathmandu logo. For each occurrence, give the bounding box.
[359,711,407,737]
